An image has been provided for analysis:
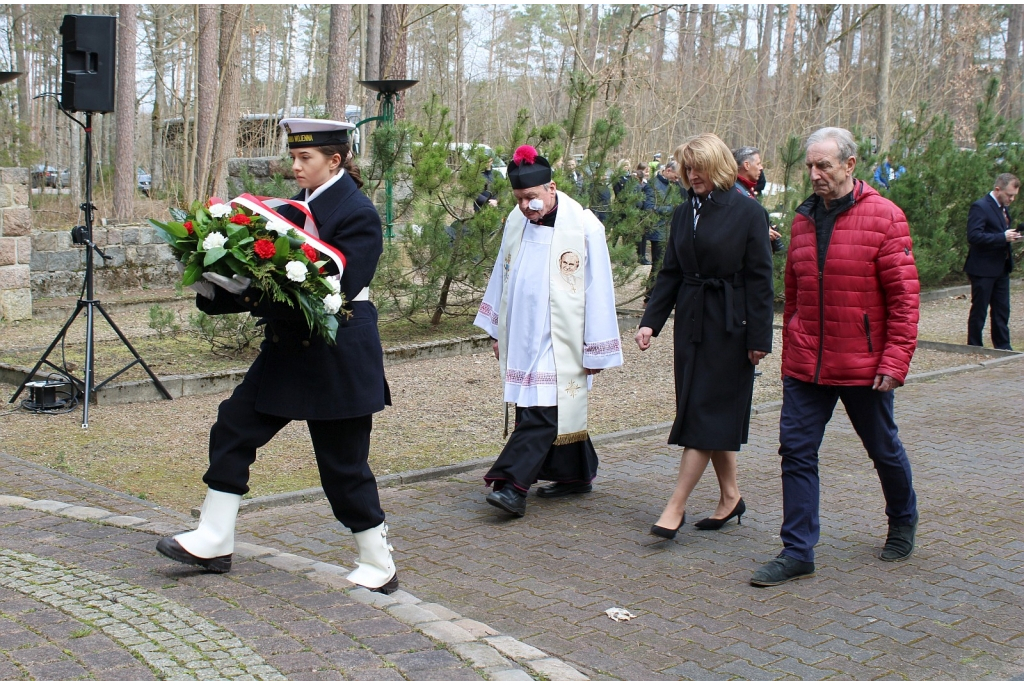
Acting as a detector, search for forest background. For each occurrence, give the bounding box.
[3,4,1024,323]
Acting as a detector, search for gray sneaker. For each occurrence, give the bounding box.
[879,515,917,562]
[750,554,815,587]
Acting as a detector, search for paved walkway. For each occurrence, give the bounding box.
[2,359,1023,680]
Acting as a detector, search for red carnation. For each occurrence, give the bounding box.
[230,214,251,226]
[301,243,318,261]
[512,145,538,165]
[254,238,276,259]
[184,221,194,234]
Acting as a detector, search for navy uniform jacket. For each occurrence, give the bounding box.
[198,171,390,420]
[964,194,1015,277]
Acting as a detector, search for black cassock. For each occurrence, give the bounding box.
[640,188,774,451]
[197,171,391,532]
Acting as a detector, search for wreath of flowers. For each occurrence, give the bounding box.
[149,197,346,342]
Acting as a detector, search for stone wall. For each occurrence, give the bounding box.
[0,168,32,320]
[30,224,177,299]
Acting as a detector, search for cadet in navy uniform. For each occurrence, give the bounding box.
[157,118,398,594]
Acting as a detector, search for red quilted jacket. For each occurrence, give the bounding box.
[782,180,919,385]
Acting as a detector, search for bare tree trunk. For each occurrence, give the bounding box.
[455,5,467,142]
[150,4,166,193]
[210,4,245,199]
[380,4,410,117]
[1001,4,1024,118]
[699,4,716,65]
[280,5,298,153]
[757,4,774,102]
[12,4,30,137]
[326,4,351,119]
[112,4,137,221]
[588,3,599,71]
[877,4,892,154]
[779,4,797,100]
[194,5,219,198]
[363,4,382,119]
[652,8,666,73]
[303,6,321,106]
[803,4,834,118]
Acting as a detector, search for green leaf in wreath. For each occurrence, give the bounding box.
[195,207,210,225]
[204,246,228,266]
[225,221,248,240]
[182,261,203,286]
[169,207,189,223]
[148,220,180,249]
[165,221,189,238]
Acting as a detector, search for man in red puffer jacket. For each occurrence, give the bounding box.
[751,127,921,588]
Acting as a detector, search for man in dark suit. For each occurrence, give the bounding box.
[965,173,1022,350]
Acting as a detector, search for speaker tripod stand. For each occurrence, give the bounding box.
[10,112,171,427]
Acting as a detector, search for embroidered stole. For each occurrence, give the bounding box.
[497,192,589,444]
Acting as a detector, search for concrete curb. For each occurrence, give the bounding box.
[0,496,589,681]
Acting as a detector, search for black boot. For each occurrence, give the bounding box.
[879,515,918,562]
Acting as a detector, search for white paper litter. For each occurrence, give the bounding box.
[605,607,636,622]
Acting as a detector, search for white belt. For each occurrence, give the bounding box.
[352,287,370,302]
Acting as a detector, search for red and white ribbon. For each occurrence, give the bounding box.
[228,193,346,278]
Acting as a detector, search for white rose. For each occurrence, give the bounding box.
[326,275,341,294]
[285,260,307,282]
[266,219,292,235]
[202,232,228,250]
[208,203,233,218]
[322,292,343,315]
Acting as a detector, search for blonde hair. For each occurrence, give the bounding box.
[674,133,738,192]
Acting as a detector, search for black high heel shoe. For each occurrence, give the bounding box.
[650,513,686,540]
[693,498,746,530]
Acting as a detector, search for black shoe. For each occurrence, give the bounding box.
[879,515,918,562]
[649,513,685,540]
[486,488,526,517]
[536,482,593,498]
[369,573,400,595]
[693,498,746,530]
[639,259,651,265]
[156,537,232,573]
[750,554,815,587]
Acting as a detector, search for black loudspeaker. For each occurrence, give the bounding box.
[60,14,116,113]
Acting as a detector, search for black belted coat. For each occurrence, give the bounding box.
[639,187,774,450]
[197,171,390,421]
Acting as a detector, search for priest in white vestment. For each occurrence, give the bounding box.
[474,145,624,517]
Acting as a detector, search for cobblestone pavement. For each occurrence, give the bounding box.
[230,359,1024,680]
[0,461,545,679]
[1,360,1022,680]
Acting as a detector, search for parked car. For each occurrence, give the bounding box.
[137,167,152,196]
[30,165,69,188]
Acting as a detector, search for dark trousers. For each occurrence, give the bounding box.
[484,406,599,494]
[636,238,665,266]
[967,272,1012,350]
[204,376,385,533]
[778,376,917,563]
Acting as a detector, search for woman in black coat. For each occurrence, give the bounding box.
[635,133,774,540]
[157,118,397,594]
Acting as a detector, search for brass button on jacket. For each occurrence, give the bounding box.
[301,340,310,347]
[272,334,280,343]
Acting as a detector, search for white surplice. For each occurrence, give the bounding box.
[474,211,623,407]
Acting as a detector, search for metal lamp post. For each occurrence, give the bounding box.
[356,79,417,240]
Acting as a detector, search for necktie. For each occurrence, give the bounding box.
[1002,206,1010,227]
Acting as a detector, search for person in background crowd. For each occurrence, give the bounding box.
[751,127,920,587]
[643,159,683,304]
[636,133,774,542]
[474,146,623,518]
[566,157,585,196]
[873,155,905,190]
[964,173,1021,350]
[632,164,657,264]
[732,146,783,253]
